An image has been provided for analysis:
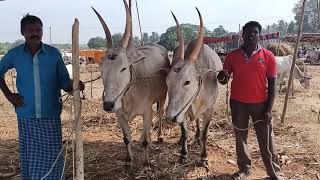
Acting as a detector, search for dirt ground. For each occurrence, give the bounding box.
[0,64,319,180]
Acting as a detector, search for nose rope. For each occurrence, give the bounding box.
[168,71,215,121]
[165,69,224,121]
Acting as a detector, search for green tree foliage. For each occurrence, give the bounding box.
[133,36,141,46]
[87,37,106,49]
[142,32,149,43]
[158,23,211,51]
[149,32,160,43]
[112,33,123,47]
[10,39,25,49]
[293,0,319,33]
[261,20,289,37]
[0,42,11,55]
[211,25,228,37]
[287,21,296,35]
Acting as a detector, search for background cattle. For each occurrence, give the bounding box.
[276,55,311,92]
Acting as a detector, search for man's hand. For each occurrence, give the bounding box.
[6,93,24,107]
[264,111,272,124]
[217,69,230,85]
[79,80,85,91]
[68,80,85,92]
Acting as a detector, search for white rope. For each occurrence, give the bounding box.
[40,140,67,180]
[40,97,80,180]
[225,77,279,177]
[225,79,263,131]
[135,0,144,45]
[267,124,279,177]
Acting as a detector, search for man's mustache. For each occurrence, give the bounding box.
[30,35,40,40]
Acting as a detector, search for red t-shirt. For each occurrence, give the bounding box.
[223,47,277,103]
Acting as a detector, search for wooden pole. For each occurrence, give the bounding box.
[291,75,294,98]
[317,0,320,33]
[276,34,281,56]
[319,94,320,124]
[72,18,84,180]
[90,65,93,99]
[135,0,144,45]
[281,0,307,124]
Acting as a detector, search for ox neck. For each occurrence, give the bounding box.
[292,65,303,79]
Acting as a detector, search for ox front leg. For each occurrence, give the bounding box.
[157,101,164,143]
[197,110,212,167]
[195,118,201,145]
[179,120,189,164]
[141,109,152,166]
[117,113,133,167]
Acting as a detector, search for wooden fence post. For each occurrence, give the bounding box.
[72,18,84,180]
[281,0,308,124]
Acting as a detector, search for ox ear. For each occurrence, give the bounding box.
[127,47,146,65]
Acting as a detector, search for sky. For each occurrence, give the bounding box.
[0,0,298,44]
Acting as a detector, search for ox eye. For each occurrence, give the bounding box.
[108,54,117,60]
[120,68,127,72]
[183,81,190,86]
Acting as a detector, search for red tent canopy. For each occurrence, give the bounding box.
[284,33,320,43]
[204,32,280,44]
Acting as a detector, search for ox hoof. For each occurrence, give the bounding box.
[196,159,209,167]
[125,156,133,168]
[179,156,188,164]
[125,161,133,167]
[143,160,150,167]
[178,137,187,145]
[125,161,133,173]
[157,137,164,144]
[193,138,200,145]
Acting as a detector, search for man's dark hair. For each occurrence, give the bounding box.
[242,21,262,34]
[20,14,43,35]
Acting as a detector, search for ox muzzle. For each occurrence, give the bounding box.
[164,115,179,124]
[103,101,114,112]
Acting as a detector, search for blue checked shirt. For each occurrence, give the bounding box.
[0,43,71,118]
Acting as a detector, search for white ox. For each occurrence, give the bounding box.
[276,55,311,91]
[93,0,170,167]
[165,9,222,167]
[66,64,73,79]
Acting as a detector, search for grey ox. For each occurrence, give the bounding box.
[92,0,170,166]
[276,55,311,92]
[165,9,222,166]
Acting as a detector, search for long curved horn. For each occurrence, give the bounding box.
[189,7,204,62]
[121,0,131,48]
[171,11,184,60]
[91,7,113,49]
[128,0,133,37]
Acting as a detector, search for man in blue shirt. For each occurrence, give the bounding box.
[0,14,84,179]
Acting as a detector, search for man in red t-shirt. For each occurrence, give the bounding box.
[217,21,283,180]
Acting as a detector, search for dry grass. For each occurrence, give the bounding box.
[0,65,320,179]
